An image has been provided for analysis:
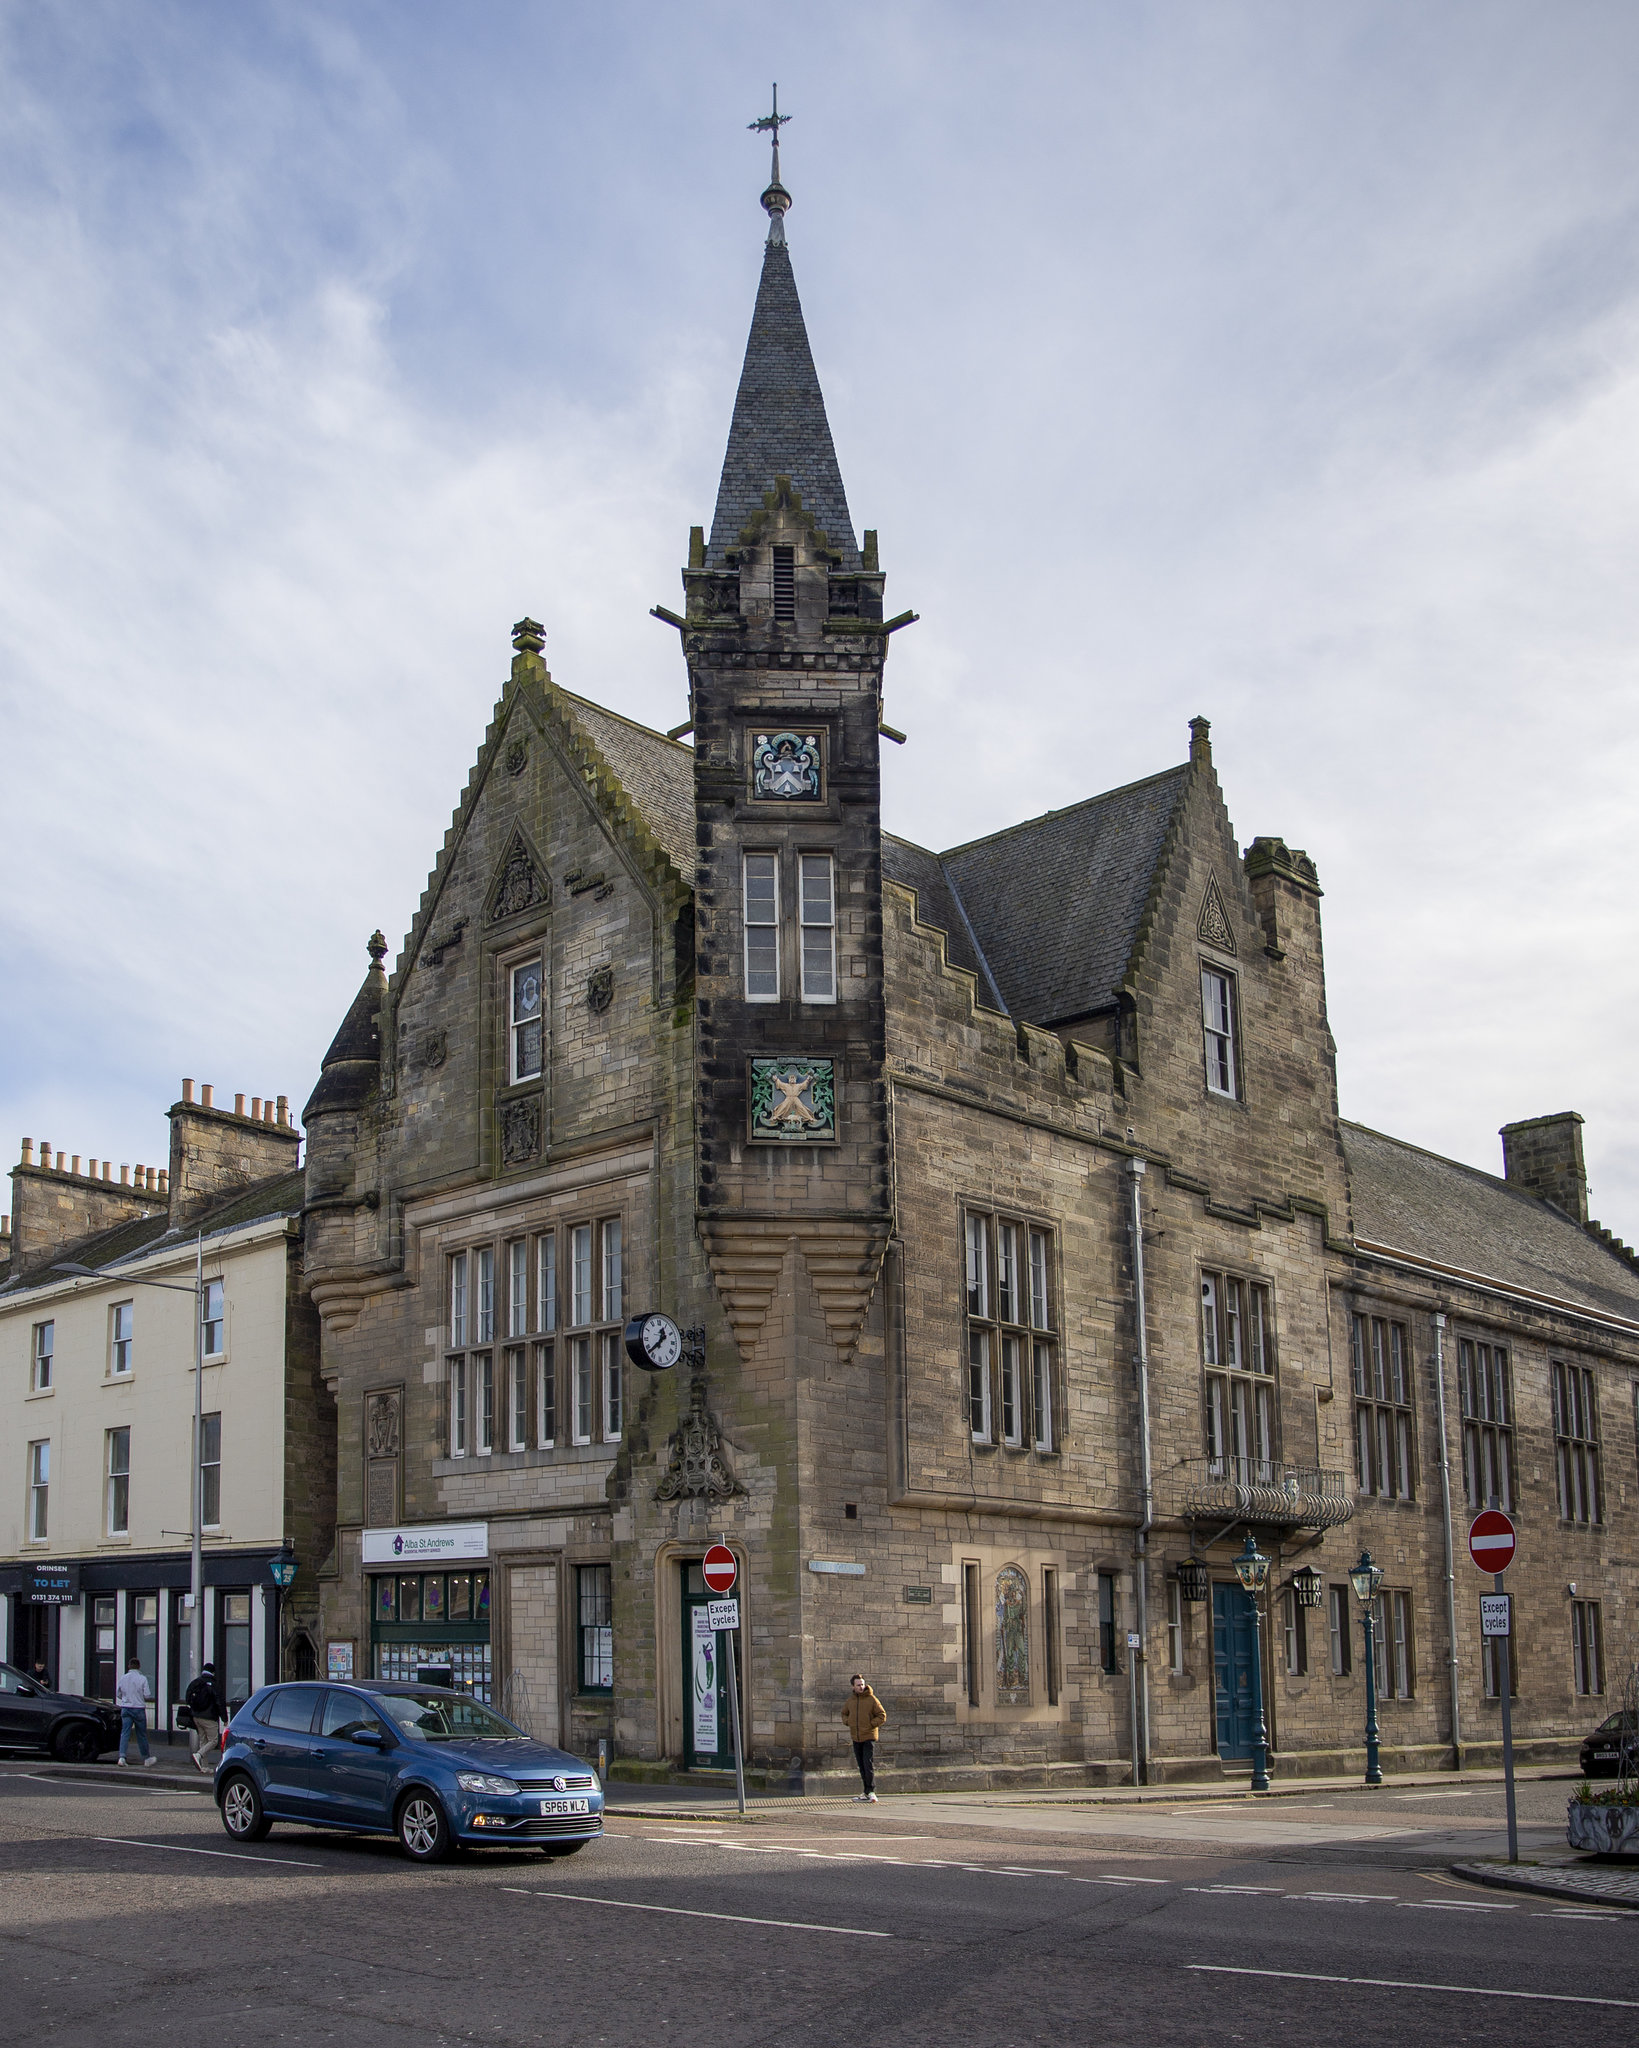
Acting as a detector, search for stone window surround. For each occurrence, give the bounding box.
[445,1211,626,1462]
[1349,1308,1417,1504]
[961,1201,1060,1456]
[739,842,845,1005]
[1199,953,1242,1102]
[1201,1265,1279,1479]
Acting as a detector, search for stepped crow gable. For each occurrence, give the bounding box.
[303,144,1639,1787]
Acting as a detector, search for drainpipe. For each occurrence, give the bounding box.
[1127,1158,1152,1782]
[1431,1310,1462,1767]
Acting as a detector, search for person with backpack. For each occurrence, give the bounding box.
[183,1661,223,1774]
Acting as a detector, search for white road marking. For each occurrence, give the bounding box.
[1186,1884,1284,1894]
[501,1887,889,1938]
[1291,1893,1398,1903]
[1393,1790,1472,1799]
[1187,1964,1639,2008]
[1401,1900,1516,1912]
[95,1836,325,1868]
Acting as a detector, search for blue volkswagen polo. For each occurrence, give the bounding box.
[215,1681,604,1862]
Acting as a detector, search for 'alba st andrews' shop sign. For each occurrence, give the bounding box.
[360,1523,488,1566]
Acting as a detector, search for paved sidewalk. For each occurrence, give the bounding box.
[603,1761,1577,1819]
[1454,1857,1639,1909]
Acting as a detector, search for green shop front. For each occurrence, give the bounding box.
[360,1523,492,1702]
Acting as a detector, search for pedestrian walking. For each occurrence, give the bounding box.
[114,1656,155,1766]
[183,1661,224,1774]
[840,1672,887,1801]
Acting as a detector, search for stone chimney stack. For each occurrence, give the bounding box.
[6,1139,158,1270]
[1500,1112,1588,1224]
[167,1081,301,1228]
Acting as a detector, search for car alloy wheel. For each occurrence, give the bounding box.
[220,1773,270,1842]
[398,1793,452,1863]
[51,1722,101,1763]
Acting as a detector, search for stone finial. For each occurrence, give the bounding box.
[511,617,545,656]
[1189,715,1212,764]
[367,930,389,968]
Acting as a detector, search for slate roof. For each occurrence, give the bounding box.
[881,834,986,990]
[936,766,1192,1027]
[706,239,860,570]
[1,1169,304,1297]
[1341,1122,1639,1326]
[560,692,697,877]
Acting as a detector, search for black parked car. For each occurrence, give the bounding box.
[1580,1710,1637,1779]
[0,1661,121,1760]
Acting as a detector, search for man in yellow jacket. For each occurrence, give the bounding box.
[841,1673,887,1802]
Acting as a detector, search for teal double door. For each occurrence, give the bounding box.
[1212,1582,1263,1761]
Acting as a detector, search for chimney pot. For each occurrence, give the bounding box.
[120,1163,131,1185]
[71,1154,81,1176]
[158,1169,169,1194]
[183,1078,195,1104]
[40,1143,52,1168]
[251,1096,262,1121]
[20,1139,32,1165]
[201,1084,214,1109]
[276,1095,289,1125]
[234,1093,246,1117]
[146,1166,157,1191]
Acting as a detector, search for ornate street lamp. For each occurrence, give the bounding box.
[1232,1534,1271,1792]
[1350,1549,1385,1787]
[1175,1558,1209,1605]
[1290,1565,1324,1610]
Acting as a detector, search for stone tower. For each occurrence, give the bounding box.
[683,148,900,1365]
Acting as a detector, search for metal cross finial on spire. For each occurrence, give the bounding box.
[749,84,792,244]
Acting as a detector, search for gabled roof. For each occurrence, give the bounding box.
[1342,1122,1639,1326]
[706,239,860,570]
[1,1170,304,1297]
[558,691,696,878]
[935,765,1193,1027]
[881,834,986,990]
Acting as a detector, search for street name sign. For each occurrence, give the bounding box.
[1480,1594,1512,1638]
[1467,1509,1516,1575]
[702,1544,738,1594]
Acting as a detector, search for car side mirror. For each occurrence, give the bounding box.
[351,1729,385,1749]
[18,1685,36,1697]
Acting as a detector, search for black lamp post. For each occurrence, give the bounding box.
[1350,1549,1384,1787]
[1232,1533,1271,1792]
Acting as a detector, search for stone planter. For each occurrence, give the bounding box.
[1567,1799,1639,1854]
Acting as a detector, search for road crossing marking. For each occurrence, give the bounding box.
[95,1836,325,1868]
[1187,1965,1639,2008]
[500,1887,890,1939]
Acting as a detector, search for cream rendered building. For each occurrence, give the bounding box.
[0,1087,333,1741]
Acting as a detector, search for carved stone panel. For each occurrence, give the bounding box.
[655,1378,744,1502]
[487,830,550,926]
[1198,875,1236,954]
[364,1387,402,1527]
[500,1094,542,1165]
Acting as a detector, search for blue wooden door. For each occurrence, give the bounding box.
[1213,1583,1258,1759]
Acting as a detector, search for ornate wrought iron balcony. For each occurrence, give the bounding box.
[1179,1458,1354,1532]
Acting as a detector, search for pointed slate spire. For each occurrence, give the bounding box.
[302,930,388,1120]
[706,122,860,571]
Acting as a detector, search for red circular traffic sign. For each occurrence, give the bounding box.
[1468,1509,1516,1574]
[702,1545,738,1594]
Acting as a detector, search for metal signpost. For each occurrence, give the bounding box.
[702,1547,746,1815]
[1469,1510,1518,1862]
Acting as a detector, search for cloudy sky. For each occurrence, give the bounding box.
[3,1,1637,1230]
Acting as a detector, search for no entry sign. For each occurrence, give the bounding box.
[1468,1509,1517,1575]
[702,1544,738,1594]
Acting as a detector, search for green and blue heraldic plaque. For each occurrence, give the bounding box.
[751,730,823,801]
[749,1058,836,1142]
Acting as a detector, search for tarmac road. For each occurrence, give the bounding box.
[2,1766,1632,2047]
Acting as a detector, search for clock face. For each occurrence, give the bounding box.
[624,1311,682,1372]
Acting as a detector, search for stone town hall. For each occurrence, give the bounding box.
[301,148,1639,1788]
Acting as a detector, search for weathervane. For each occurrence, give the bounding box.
[749,83,792,243]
